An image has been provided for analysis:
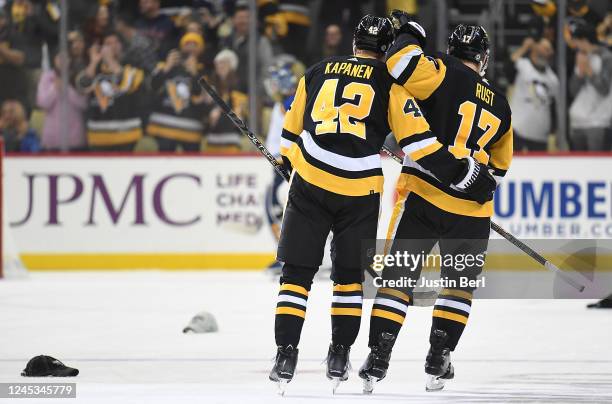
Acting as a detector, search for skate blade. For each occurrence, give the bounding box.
[425,374,446,392]
[330,377,343,394]
[362,376,378,394]
[277,379,289,396]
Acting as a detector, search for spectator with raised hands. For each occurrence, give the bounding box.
[76,31,145,151]
[181,16,218,70]
[146,32,207,152]
[568,19,612,151]
[510,36,560,151]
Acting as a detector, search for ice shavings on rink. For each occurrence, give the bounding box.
[0,271,611,403]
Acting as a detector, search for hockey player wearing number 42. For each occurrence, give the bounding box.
[269,15,498,394]
[359,12,513,393]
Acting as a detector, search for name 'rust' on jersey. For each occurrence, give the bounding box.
[386,38,514,218]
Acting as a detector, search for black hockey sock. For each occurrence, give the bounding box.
[330,283,363,346]
[431,288,472,350]
[368,287,411,347]
[275,282,310,347]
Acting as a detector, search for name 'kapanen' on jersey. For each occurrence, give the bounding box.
[280,55,443,197]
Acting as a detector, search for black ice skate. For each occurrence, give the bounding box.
[425,329,454,391]
[269,345,298,395]
[326,344,350,393]
[587,294,612,309]
[358,332,396,394]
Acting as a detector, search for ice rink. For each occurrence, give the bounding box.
[1,271,611,403]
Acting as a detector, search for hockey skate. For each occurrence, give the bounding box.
[326,344,350,393]
[269,345,298,395]
[425,329,454,391]
[587,294,612,308]
[358,332,396,394]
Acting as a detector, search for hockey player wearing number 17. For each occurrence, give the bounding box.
[269,14,485,394]
[359,12,514,393]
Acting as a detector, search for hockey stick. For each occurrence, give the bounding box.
[199,76,584,293]
[198,77,388,282]
[199,78,291,182]
[379,146,586,292]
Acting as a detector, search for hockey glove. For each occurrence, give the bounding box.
[389,9,427,48]
[453,156,497,204]
[281,155,293,176]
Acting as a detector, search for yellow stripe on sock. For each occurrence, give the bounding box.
[432,309,468,324]
[330,308,362,316]
[333,283,362,292]
[276,307,306,318]
[440,289,472,300]
[280,284,309,296]
[371,309,405,325]
[378,288,411,303]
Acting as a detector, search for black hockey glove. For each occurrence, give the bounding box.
[389,9,427,48]
[453,157,497,204]
[281,155,293,176]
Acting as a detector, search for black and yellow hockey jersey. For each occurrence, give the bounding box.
[77,64,145,147]
[280,55,442,197]
[386,38,513,217]
[146,63,206,144]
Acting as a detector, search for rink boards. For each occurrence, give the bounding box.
[4,154,612,270]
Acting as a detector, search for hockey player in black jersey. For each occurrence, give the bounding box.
[360,15,513,393]
[269,15,489,394]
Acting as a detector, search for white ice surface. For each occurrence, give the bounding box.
[1,271,611,403]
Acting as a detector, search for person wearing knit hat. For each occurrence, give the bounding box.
[531,0,557,18]
[180,32,205,53]
[146,33,207,152]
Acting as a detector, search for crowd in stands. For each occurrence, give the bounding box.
[0,0,609,153]
[507,0,611,152]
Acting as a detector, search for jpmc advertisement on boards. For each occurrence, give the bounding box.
[5,155,611,269]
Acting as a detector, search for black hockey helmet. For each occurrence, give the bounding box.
[448,24,490,75]
[353,15,394,55]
